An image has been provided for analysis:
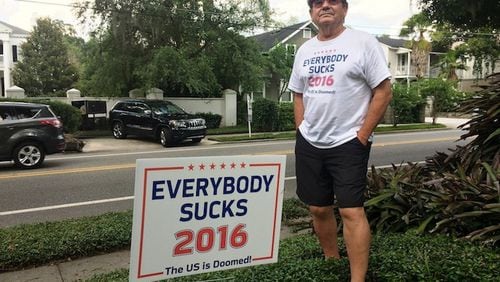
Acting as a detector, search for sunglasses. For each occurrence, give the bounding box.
[310,0,342,8]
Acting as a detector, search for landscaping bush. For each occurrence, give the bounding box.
[252,98,278,132]
[86,233,499,281]
[194,112,222,129]
[390,82,426,125]
[0,211,132,271]
[277,102,295,131]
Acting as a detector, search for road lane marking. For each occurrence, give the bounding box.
[0,196,134,216]
[0,163,425,216]
[0,164,136,180]
[0,137,454,180]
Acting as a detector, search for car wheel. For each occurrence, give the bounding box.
[112,122,127,139]
[13,142,46,169]
[192,138,202,143]
[160,128,174,147]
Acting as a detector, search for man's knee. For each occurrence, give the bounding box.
[339,207,366,223]
[309,205,334,219]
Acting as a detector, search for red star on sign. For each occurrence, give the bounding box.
[220,163,226,169]
[240,162,246,168]
[210,163,216,170]
[199,163,205,170]
[188,164,194,171]
[230,162,236,169]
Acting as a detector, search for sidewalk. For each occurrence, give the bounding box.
[0,117,470,281]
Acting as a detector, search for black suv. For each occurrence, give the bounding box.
[0,102,65,169]
[109,100,207,146]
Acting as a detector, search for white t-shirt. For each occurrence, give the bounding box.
[289,28,391,148]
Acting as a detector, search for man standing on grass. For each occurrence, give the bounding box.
[288,0,392,280]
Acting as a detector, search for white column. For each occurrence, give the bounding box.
[3,38,12,97]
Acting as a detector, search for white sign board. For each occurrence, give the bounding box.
[129,155,286,281]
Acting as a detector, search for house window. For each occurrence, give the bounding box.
[397,53,408,74]
[303,28,312,39]
[285,44,297,56]
[0,44,3,55]
[12,45,18,62]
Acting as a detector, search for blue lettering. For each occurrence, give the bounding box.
[196,178,209,196]
[221,200,235,217]
[152,180,165,200]
[223,177,235,194]
[166,179,182,198]
[236,199,248,216]
[209,201,221,219]
[210,177,222,195]
[183,178,195,197]
[179,203,193,222]
[263,175,274,192]
[236,176,249,193]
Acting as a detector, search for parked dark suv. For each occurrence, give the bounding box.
[0,102,65,169]
[109,100,207,146]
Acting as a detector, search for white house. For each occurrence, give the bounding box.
[0,21,29,97]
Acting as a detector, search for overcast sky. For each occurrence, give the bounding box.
[1,0,418,37]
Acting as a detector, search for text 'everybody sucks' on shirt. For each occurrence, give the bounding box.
[289,28,391,149]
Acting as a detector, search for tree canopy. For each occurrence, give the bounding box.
[12,18,78,97]
[76,0,273,97]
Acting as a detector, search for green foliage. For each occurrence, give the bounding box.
[417,0,499,30]
[418,78,464,123]
[87,233,499,281]
[252,98,278,131]
[194,112,222,129]
[416,0,499,81]
[12,18,78,97]
[0,211,132,270]
[42,100,83,133]
[453,73,500,172]
[77,0,272,97]
[277,102,295,131]
[265,44,295,98]
[390,82,426,125]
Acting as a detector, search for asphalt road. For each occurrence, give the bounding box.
[0,129,467,228]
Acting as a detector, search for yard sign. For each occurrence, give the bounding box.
[129,155,286,281]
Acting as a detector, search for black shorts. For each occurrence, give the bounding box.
[295,130,371,208]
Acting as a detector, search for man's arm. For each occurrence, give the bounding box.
[357,79,392,145]
[294,92,304,129]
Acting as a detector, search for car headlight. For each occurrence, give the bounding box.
[169,120,187,129]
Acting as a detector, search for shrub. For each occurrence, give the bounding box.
[43,100,82,133]
[0,211,132,271]
[194,112,222,129]
[277,102,295,131]
[87,233,499,281]
[390,82,426,125]
[252,98,278,132]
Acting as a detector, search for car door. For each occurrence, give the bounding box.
[0,105,20,158]
[133,102,155,137]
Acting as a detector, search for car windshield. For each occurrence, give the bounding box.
[150,102,186,115]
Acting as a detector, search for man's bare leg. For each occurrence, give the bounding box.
[340,207,371,282]
[309,205,340,259]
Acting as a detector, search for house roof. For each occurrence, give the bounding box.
[0,20,30,35]
[250,21,315,52]
[376,37,409,49]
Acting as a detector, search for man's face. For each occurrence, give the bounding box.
[309,0,348,27]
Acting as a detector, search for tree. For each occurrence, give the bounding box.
[77,0,273,97]
[12,18,78,97]
[416,0,499,81]
[390,82,426,126]
[265,44,295,100]
[417,0,499,30]
[418,78,462,124]
[400,13,432,79]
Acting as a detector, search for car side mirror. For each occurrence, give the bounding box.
[144,109,152,116]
